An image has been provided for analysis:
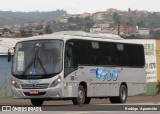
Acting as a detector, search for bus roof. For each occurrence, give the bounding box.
[53,31,123,40]
[18,31,123,42]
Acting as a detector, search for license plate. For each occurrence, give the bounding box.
[29,90,39,94]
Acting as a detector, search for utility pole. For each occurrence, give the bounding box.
[118,21,120,35]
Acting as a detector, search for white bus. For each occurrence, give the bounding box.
[8,31,146,106]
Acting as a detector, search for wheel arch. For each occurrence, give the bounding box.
[120,82,128,94]
[79,81,87,96]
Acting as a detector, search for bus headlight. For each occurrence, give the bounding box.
[50,77,62,87]
[11,80,20,88]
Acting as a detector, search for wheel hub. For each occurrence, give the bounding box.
[79,90,84,101]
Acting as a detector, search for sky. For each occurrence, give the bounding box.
[0,0,159,14]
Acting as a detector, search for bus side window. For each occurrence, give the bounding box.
[116,44,127,66]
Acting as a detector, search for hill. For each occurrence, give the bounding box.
[0,10,69,26]
[103,12,160,28]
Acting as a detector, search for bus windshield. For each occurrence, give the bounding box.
[12,40,63,78]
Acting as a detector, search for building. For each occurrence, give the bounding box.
[90,27,101,33]
[11,24,21,37]
[115,25,125,35]
[92,12,107,21]
[101,28,116,34]
[57,17,69,23]
[42,20,49,29]
[106,8,119,14]
[78,12,91,18]
[98,23,109,30]
[136,28,150,35]
[115,25,136,35]
[24,22,38,28]
[72,14,79,18]
[0,38,19,97]
[126,39,157,94]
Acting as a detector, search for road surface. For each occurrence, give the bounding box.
[0,94,160,105]
[0,95,160,113]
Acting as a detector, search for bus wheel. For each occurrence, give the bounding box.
[31,99,44,106]
[72,85,85,105]
[109,85,127,103]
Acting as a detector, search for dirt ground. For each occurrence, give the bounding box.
[0,94,160,105]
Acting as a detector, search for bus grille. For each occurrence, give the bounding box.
[21,83,49,89]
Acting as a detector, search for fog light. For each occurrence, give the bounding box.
[11,79,20,88]
[12,80,16,85]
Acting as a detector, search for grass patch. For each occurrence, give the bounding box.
[0,96,13,99]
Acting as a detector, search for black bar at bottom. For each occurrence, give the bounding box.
[0,105,160,111]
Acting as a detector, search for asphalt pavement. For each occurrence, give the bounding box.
[0,95,160,113]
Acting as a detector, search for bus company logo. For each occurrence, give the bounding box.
[90,67,122,81]
[2,106,11,111]
[27,80,39,84]
[2,106,42,111]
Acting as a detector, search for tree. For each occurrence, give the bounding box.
[128,8,132,12]
[20,28,33,37]
[36,24,43,30]
[20,29,28,37]
[128,15,133,25]
[3,28,12,34]
[45,25,52,34]
[113,13,121,24]
[84,19,95,32]
[128,8,133,25]
[150,30,160,39]
[137,20,145,27]
[113,13,121,35]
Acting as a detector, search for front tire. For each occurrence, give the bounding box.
[72,85,85,105]
[84,97,91,104]
[31,99,44,106]
[109,85,127,103]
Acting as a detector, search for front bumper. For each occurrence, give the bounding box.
[12,85,64,99]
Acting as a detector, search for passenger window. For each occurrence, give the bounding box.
[92,42,99,49]
[116,44,127,66]
[100,42,116,65]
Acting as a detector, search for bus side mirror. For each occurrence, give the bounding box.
[8,51,11,62]
[8,47,14,62]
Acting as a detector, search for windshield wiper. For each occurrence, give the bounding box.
[22,50,47,75]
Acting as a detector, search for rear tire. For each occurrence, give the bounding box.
[31,99,44,106]
[72,85,85,105]
[109,85,127,103]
